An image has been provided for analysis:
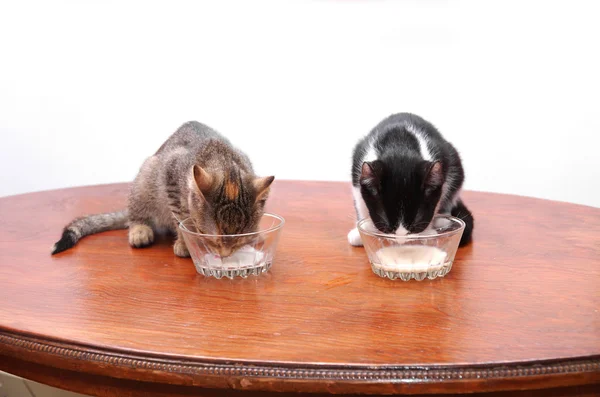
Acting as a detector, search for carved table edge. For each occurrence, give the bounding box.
[1,330,599,384]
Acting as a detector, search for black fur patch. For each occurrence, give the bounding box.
[51,229,78,255]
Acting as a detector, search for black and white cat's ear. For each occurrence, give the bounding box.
[360,161,383,193]
[192,165,214,197]
[423,161,444,193]
[254,176,275,204]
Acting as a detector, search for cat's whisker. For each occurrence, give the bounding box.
[372,221,388,231]
[412,221,431,229]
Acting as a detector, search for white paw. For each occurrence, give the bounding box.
[129,224,154,248]
[347,228,363,246]
[173,239,190,257]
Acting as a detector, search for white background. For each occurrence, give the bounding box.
[1,0,599,207]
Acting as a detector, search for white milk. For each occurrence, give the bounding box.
[203,245,265,269]
[373,245,448,273]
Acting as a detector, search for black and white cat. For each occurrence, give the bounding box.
[348,113,474,247]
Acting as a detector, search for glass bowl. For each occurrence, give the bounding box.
[357,215,465,281]
[179,213,285,279]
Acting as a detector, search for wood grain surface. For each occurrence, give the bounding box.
[0,181,598,396]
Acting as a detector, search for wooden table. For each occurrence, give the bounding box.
[0,181,598,397]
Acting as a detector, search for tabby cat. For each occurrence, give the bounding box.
[51,121,274,257]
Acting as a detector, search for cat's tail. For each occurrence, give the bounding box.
[451,199,474,247]
[51,210,129,255]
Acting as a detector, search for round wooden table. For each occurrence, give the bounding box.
[0,181,598,397]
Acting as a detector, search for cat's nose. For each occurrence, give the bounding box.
[394,225,409,236]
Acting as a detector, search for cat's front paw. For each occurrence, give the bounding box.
[173,239,190,257]
[129,224,154,248]
[347,228,363,246]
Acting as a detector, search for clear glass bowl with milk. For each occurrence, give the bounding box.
[179,214,284,279]
[357,215,465,281]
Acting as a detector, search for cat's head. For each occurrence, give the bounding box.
[359,157,444,236]
[187,165,274,257]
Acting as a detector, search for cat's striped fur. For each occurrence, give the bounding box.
[52,121,274,257]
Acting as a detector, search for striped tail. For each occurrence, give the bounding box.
[51,210,129,255]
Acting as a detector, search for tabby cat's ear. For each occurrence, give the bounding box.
[359,161,383,193]
[192,165,214,197]
[254,176,275,204]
